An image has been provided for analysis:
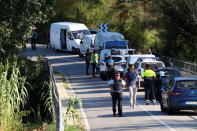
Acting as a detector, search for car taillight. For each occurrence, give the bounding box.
[138,69,141,75]
[171,91,182,95]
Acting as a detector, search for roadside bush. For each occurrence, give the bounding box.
[17,56,54,123]
[0,62,28,130]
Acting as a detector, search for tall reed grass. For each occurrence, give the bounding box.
[0,62,28,131]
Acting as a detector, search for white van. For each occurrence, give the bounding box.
[50,22,90,53]
[94,32,127,51]
[79,34,96,57]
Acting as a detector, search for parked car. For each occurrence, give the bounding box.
[154,67,182,102]
[160,77,197,114]
[134,57,165,87]
[99,55,127,80]
[79,34,96,57]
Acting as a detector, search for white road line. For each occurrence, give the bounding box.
[125,94,176,131]
[64,74,91,131]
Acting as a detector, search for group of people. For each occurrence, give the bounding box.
[107,64,156,117]
[85,49,99,77]
[84,48,160,117]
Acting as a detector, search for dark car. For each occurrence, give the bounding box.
[160,77,197,114]
[154,67,182,102]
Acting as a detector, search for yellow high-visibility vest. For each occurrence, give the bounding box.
[91,53,99,63]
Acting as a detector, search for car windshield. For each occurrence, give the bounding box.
[176,80,197,89]
[141,62,164,70]
[105,41,127,49]
[160,70,181,78]
[72,30,90,39]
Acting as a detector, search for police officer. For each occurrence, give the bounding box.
[106,56,115,80]
[108,72,126,117]
[142,64,156,105]
[85,49,91,75]
[90,50,99,77]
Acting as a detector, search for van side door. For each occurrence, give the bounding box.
[66,32,74,51]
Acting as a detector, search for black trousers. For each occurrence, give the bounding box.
[144,80,156,101]
[86,62,90,74]
[31,38,37,49]
[111,92,122,114]
[91,63,97,76]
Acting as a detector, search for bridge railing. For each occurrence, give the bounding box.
[160,56,197,75]
[45,58,64,131]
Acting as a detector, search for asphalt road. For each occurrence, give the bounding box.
[24,44,197,131]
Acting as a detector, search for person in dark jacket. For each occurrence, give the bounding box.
[85,49,91,75]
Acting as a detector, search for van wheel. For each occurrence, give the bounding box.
[79,52,83,57]
[72,47,77,54]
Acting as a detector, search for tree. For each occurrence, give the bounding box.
[0,0,54,62]
[156,0,197,61]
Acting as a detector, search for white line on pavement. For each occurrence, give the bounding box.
[125,94,176,131]
[64,74,91,131]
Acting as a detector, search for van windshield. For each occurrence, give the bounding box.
[105,41,127,49]
[72,30,90,39]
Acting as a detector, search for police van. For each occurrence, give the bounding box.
[94,32,128,52]
[50,22,90,53]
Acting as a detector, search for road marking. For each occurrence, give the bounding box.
[125,94,176,131]
[138,105,176,131]
[64,74,91,131]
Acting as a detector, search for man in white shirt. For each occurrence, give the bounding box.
[108,72,126,117]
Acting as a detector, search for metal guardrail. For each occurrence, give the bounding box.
[160,56,197,75]
[46,58,64,131]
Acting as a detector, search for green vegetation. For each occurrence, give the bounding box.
[0,62,28,130]
[1,0,197,129]
[0,0,54,130]
[37,0,197,62]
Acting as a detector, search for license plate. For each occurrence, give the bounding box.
[185,101,197,105]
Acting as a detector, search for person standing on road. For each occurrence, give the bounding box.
[142,64,156,105]
[90,50,99,77]
[106,56,115,80]
[31,29,38,49]
[108,72,126,117]
[125,65,140,109]
[85,49,91,75]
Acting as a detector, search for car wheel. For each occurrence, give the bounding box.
[167,105,174,115]
[72,47,77,54]
[160,102,167,112]
[79,52,83,57]
[100,74,107,81]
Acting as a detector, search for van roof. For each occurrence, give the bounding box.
[84,34,96,39]
[95,32,124,41]
[51,22,88,31]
